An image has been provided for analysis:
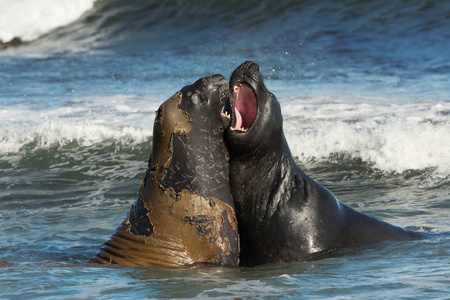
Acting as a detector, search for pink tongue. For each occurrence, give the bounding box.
[234,85,256,130]
[235,108,243,129]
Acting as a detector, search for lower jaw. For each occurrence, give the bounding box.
[229,126,249,133]
[231,127,248,132]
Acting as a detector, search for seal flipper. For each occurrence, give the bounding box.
[339,204,425,246]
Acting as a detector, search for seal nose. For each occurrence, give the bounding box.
[200,74,228,89]
[245,61,260,72]
[209,74,227,84]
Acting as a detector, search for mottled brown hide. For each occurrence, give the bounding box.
[151,92,191,182]
[91,186,237,266]
[91,76,238,267]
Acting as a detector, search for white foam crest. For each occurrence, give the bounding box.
[1,120,152,154]
[282,96,450,174]
[2,94,449,176]
[0,95,158,154]
[0,0,96,42]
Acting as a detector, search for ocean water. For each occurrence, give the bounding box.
[1,0,449,298]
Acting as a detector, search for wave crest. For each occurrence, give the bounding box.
[0,0,96,43]
[284,97,450,175]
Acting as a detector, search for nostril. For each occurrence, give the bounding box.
[246,61,259,72]
[210,74,227,83]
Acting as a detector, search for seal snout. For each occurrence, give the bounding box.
[203,74,228,92]
[208,73,227,84]
[225,61,260,133]
[244,61,260,72]
[203,74,229,103]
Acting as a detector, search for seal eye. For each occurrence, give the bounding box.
[191,93,206,105]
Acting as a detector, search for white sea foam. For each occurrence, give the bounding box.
[0,0,96,42]
[282,96,450,174]
[0,95,157,153]
[1,95,449,176]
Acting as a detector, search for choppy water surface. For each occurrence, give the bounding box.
[1,0,449,298]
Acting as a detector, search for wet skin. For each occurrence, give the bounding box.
[224,61,423,267]
[91,74,239,267]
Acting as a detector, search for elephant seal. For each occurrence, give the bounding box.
[223,61,423,266]
[90,74,239,267]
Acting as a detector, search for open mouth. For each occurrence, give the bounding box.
[221,83,257,132]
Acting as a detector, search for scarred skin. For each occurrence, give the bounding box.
[90,74,239,267]
[225,61,424,267]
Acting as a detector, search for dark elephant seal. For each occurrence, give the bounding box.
[223,61,423,266]
[90,74,239,267]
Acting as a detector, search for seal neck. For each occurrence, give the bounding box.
[229,133,293,221]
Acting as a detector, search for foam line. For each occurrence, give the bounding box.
[0,0,96,42]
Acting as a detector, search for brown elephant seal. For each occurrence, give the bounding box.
[223,61,424,267]
[90,74,239,267]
